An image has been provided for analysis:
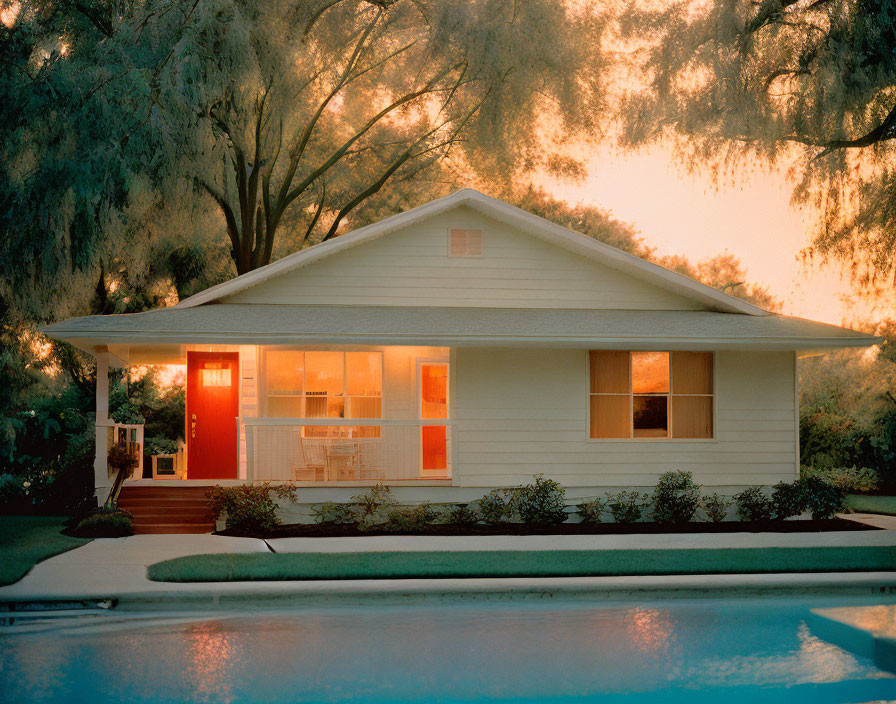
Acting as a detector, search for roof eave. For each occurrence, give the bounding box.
[42,327,882,352]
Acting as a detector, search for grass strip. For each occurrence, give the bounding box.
[0,516,90,586]
[147,546,896,583]
[845,495,896,516]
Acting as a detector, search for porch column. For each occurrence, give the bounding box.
[93,346,113,505]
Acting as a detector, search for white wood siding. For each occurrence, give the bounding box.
[451,348,798,489]
[224,207,703,310]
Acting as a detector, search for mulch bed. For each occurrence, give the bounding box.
[218,516,874,539]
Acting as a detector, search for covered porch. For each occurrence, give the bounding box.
[93,343,452,502]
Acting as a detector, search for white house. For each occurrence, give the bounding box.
[44,189,878,529]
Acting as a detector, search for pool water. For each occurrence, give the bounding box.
[1,597,895,703]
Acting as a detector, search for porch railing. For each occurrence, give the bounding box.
[240,418,451,483]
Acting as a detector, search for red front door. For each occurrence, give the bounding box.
[186,351,239,479]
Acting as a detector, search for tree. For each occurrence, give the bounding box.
[619,0,896,287]
[0,0,608,315]
[655,253,782,311]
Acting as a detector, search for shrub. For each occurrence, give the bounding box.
[0,473,28,513]
[383,503,438,533]
[350,484,395,530]
[733,486,774,522]
[576,498,604,524]
[311,502,357,525]
[802,476,844,520]
[206,483,298,533]
[771,481,809,520]
[606,491,648,523]
[702,493,732,522]
[72,508,134,538]
[800,465,880,494]
[652,471,701,525]
[144,435,179,457]
[443,503,479,527]
[478,489,515,525]
[514,474,567,526]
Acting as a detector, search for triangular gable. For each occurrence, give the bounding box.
[177,190,769,315]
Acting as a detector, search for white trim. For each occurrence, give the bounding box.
[239,417,449,426]
[175,189,769,316]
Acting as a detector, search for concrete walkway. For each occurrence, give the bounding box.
[0,534,268,604]
[2,529,896,609]
[841,512,896,530]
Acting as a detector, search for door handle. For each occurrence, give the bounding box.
[191,413,197,439]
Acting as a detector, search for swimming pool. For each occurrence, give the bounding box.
[1,597,895,703]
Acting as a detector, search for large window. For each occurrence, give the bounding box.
[265,350,382,419]
[589,351,713,439]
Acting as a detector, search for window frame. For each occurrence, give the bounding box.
[261,348,385,420]
[586,350,717,442]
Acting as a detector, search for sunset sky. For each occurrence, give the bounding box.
[544,145,893,328]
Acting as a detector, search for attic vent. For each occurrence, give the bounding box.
[448,229,482,257]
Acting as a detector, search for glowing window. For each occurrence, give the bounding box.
[420,363,448,419]
[589,351,713,439]
[265,350,382,419]
[201,365,231,387]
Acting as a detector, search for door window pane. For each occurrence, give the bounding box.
[633,396,668,437]
[632,352,669,393]
[421,364,448,419]
[422,425,447,470]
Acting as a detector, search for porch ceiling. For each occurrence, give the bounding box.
[42,304,879,361]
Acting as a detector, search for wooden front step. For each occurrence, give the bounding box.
[119,485,216,535]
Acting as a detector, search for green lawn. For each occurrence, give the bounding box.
[845,495,896,516]
[0,516,90,586]
[148,546,896,583]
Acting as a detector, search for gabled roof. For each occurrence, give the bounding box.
[176,189,770,315]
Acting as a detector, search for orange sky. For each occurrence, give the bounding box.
[541,145,893,328]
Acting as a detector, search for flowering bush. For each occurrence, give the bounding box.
[577,497,604,524]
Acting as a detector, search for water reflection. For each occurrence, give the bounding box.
[0,600,893,703]
[624,607,675,656]
[183,622,243,703]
